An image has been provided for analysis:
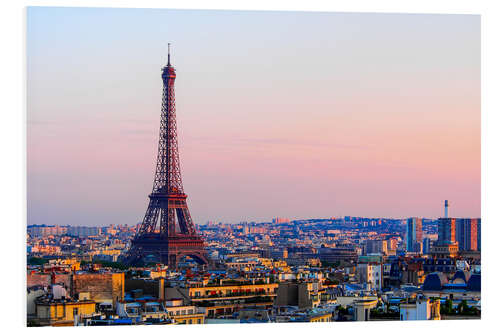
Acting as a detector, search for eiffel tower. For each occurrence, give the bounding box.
[125,45,208,267]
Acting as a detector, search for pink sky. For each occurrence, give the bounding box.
[27,8,480,225]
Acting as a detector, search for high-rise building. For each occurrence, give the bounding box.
[455,218,479,251]
[477,218,481,251]
[423,238,432,254]
[406,217,423,252]
[431,218,459,258]
[437,218,456,244]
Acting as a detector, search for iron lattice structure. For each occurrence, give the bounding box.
[125,47,208,267]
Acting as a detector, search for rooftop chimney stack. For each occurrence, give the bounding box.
[444,200,449,218]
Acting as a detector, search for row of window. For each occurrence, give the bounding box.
[168,309,195,316]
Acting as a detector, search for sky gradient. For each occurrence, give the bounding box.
[27,7,480,226]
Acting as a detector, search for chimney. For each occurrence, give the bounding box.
[444,200,449,218]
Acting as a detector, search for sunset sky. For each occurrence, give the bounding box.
[27,7,480,226]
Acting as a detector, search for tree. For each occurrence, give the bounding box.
[457,300,469,315]
[91,259,129,270]
[440,299,454,315]
[27,257,48,265]
[336,305,349,316]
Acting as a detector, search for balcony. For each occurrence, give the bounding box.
[191,290,276,301]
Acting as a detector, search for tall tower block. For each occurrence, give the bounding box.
[125,46,208,267]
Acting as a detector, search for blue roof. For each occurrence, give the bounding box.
[389,298,403,304]
[443,289,467,293]
[443,283,467,288]
[423,272,448,291]
[452,270,471,283]
[126,303,141,307]
[467,274,481,291]
[344,284,365,291]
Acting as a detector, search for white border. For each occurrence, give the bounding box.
[2,1,499,333]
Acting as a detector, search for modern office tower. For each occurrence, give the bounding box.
[406,217,423,252]
[455,218,479,251]
[437,218,456,244]
[423,238,432,254]
[477,218,481,251]
[432,217,459,258]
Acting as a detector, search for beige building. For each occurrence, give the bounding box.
[34,298,96,326]
[400,298,440,320]
[274,281,321,309]
[353,299,378,321]
[186,282,278,301]
[165,282,278,318]
[72,272,124,307]
[164,299,205,324]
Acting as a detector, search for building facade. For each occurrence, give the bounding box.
[406,218,423,253]
[455,218,480,251]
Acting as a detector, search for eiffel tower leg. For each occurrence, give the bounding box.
[168,208,176,235]
[169,254,177,268]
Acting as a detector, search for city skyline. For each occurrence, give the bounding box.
[27,7,480,226]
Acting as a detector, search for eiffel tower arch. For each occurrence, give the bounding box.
[125,45,209,268]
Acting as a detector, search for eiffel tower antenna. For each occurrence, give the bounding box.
[167,42,171,66]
